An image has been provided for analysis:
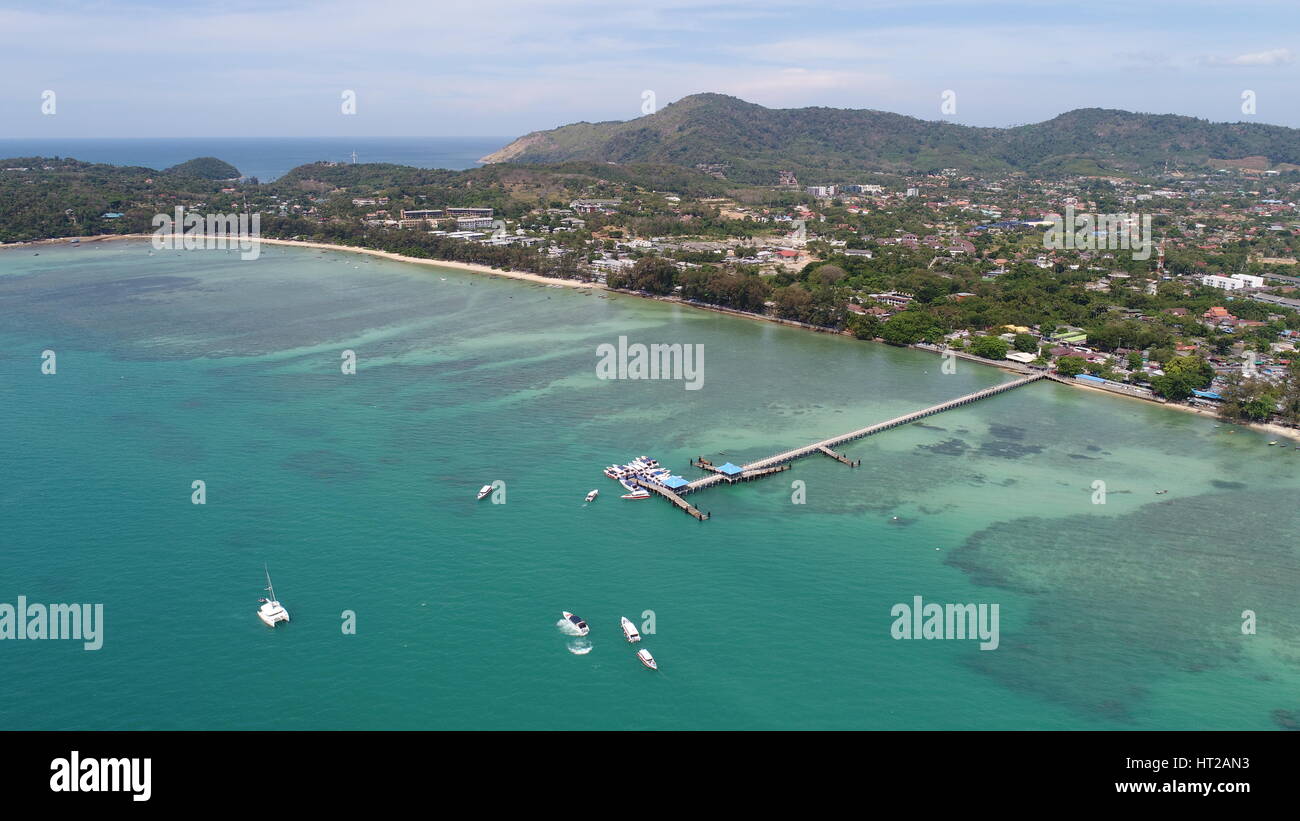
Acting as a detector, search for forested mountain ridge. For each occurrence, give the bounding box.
[482,93,1300,182]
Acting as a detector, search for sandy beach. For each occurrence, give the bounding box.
[0,233,604,291]
[252,237,604,290]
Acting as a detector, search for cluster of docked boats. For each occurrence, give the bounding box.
[603,456,672,500]
[472,456,677,505]
[562,611,658,670]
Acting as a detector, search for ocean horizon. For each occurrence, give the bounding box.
[0,137,510,182]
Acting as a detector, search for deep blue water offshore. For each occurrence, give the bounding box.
[2,240,1299,729]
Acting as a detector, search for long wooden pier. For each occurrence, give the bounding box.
[817,446,860,467]
[642,482,710,520]
[679,373,1046,495]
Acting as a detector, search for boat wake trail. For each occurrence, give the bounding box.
[567,638,593,655]
[556,619,586,636]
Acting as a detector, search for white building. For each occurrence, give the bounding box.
[1201,275,1242,290]
[1201,274,1263,290]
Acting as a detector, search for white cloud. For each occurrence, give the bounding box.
[3,1,1300,135]
[1200,48,1296,67]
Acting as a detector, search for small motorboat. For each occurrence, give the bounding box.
[621,489,651,500]
[562,611,589,636]
[476,484,493,500]
[621,617,641,643]
[1269,441,1277,446]
[585,489,599,502]
[1155,490,1168,495]
[637,648,657,670]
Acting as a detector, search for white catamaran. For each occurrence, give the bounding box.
[257,565,290,627]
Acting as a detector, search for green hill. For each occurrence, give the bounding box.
[164,156,241,180]
[481,93,1300,182]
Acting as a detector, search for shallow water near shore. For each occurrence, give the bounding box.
[2,240,1299,729]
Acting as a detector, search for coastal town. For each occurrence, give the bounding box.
[7,153,1300,431]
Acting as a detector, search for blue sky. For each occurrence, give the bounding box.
[2,0,1299,138]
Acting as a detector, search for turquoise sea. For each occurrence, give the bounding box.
[2,240,1299,730]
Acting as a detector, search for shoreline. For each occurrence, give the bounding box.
[9,232,1299,442]
[255,237,606,290]
[0,233,605,291]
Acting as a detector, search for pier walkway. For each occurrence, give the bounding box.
[641,482,710,520]
[817,445,860,467]
[680,373,1046,495]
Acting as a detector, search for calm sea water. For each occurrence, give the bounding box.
[2,240,1299,730]
[0,137,508,181]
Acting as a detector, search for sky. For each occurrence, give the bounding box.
[1,0,1299,138]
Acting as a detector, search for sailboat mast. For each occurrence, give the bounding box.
[264,563,276,602]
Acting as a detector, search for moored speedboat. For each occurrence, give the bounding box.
[637,648,657,670]
[477,484,493,500]
[562,611,589,636]
[585,489,599,502]
[621,616,641,643]
[621,489,651,500]
[257,565,290,627]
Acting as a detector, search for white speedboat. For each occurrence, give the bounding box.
[476,484,493,500]
[621,489,651,500]
[562,611,589,636]
[637,648,658,670]
[585,489,599,502]
[621,616,641,643]
[257,565,290,627]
